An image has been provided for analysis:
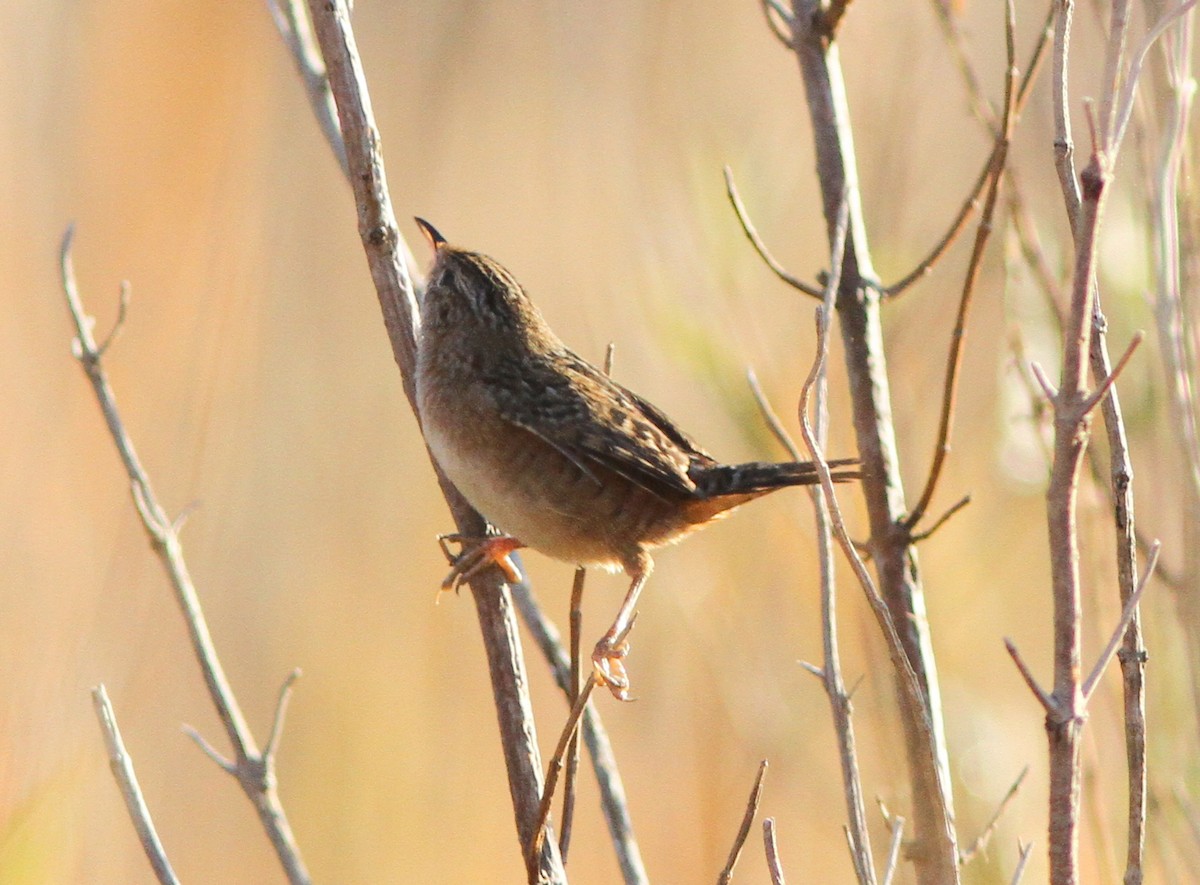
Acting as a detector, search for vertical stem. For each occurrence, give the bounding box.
[789,5,958,881]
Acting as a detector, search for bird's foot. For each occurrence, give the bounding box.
[436,533,524,593]
[592,627,636,702]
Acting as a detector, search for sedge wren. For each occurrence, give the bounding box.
[413,219,858,699]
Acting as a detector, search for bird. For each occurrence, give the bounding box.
[412,218,859,699]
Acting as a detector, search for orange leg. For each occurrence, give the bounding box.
[592,551,653,701]
[437,533,525,592]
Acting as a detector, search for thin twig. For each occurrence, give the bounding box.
[747,367,804,461]
[266,0,348,177]
[1011,841,1035,884]
[760,0,795,48]
[763,817,787,885]
[1082,331,1143,414]
[264,669,302,761]
[884,0,1056,299]
[511,581,648,884]
[60,229,310,884]
[910,494,972,543]
[1004,638,1058,717]
[296,3,565,879]
[92,686,180,885]
[718,760,768,884]
[905,0,1018,532]
[959,766,1030,864]
[724,165,823,298]
[881,815,905,885]
[558,567,587,861]
[802,192,877,885]
[1082,542,1160,701]
[527,680,597,882]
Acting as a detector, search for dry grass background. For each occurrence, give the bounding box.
[2,1,1197,883]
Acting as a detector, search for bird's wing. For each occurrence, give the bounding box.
[483,349,713,500]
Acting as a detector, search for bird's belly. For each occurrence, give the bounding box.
[421,415,631,569]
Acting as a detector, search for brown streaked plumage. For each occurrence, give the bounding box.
[413,218,859,698]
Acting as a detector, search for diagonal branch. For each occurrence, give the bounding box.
[92,686,180,885]
[296,1,565,878]
[905,0,1019,532]
[61,230,310,885]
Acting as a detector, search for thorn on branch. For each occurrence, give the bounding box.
[798,660,826,680]
[1011,839,1035,884]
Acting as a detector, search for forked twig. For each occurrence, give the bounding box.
[60,229,310,885]
[884,0,1056,298]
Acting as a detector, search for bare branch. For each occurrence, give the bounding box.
[61,229,310,884]
[92,686,180,885]
[527,680,597,881]
[723,165,823,298]
[959,766,1030,864]
[511,581,648,884]
[881,815,905,885]
[763,817,787,885]
[905,0,1018,532]
[910,494,972,544]
[182,724,236,774]
[264,669,302,762]
[1011,841,1035,884]
[885,0,1056,299]
[718,760,768,884]
[558,567,587,861]
[297,3,564,877]
[1004,638,1058,717]
[1082,331,1144,414]
[747,367,804,461]
[1082,542,1160,701]
[760,0,795,49]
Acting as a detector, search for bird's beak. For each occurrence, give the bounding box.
[414,217,447,252]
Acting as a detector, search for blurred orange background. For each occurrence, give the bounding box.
[3,1,1197,883]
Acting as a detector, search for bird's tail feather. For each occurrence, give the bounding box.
[695,458,860,498]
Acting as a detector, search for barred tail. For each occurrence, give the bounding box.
[694,458,860,498]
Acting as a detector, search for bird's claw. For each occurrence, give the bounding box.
[592,634,634,702]
[436,533,523,594]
